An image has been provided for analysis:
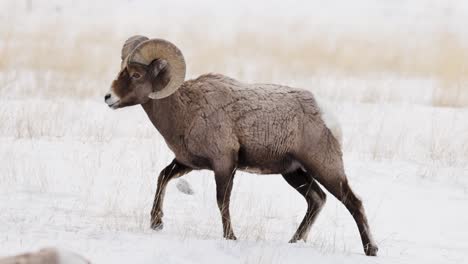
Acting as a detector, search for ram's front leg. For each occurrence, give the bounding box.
[150,159,192,230]
[212,154,238,240]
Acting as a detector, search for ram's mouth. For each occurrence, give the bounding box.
[107,101,120,109]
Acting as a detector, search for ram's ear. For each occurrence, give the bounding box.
[150,59,168,78]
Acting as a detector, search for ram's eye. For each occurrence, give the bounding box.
[131,72,142,79]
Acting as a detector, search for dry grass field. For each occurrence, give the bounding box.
[2,29,468,105]
[1,1,468,106]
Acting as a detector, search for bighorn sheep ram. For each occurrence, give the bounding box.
[105,36,378,256]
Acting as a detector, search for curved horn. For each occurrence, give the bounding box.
[121,35,149,68]
[127,38,186,99]
[121,35,149,60]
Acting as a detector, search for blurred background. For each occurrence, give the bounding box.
[1,0,468,106]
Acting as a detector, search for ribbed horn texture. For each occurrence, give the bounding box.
[127,38,186,99]
[121,35,149,60]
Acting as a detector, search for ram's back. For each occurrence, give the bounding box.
[180,74,324,173]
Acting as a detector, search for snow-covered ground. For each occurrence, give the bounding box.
[1,0,467,263]
[1,99,467,263]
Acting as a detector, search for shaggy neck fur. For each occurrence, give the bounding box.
[141,86,188,153]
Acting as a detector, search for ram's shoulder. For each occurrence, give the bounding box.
[190,73,242,90]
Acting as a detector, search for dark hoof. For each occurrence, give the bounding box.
[288,238,307,243]
[364,244,379,256]
[150,219,164,231]
[288,234,302,243]
[224,234,237,240]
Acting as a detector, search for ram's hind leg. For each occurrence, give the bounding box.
[150,159,192,230]
[282,169,326,243]
[297,152,378,256]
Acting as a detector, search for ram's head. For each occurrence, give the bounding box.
[105,36,186,109]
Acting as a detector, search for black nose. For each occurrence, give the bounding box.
[104,94,111,101]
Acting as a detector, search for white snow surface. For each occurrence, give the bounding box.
[56,248,91,264]
[176,179,195,195]
[1,0,468,263]
[1,99,467,263]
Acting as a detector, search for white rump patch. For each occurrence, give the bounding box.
[315,99,343,146]
[176,178,194,195]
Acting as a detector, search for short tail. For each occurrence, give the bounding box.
[176,178,194,195]
[315,99,343,146]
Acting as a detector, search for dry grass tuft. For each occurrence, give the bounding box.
[432,83,468,108]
